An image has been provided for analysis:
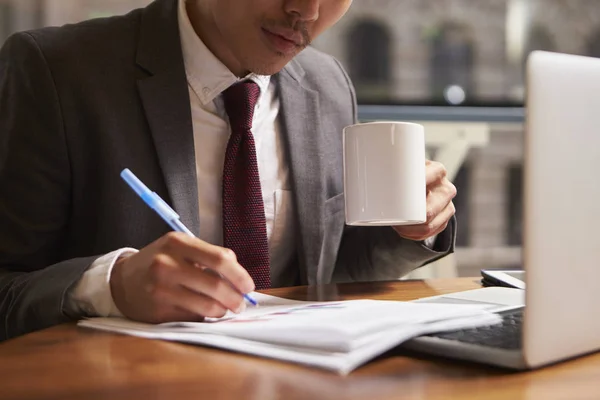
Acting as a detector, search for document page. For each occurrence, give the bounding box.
[78,293,501,374]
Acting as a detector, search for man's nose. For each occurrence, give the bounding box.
[284,0,319,23]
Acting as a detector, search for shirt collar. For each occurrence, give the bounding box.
[178,0,271,105]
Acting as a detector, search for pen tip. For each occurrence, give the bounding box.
[245,295,258,306]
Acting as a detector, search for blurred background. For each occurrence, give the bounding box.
[2,0,599,277]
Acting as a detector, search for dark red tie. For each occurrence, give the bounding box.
[222,81,271,289]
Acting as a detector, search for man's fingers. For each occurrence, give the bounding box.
[146,251,246,314]
[427,202,455,237]
[393,164,456,242]
[154,285,229,320]
[156,232,255,294]
[147,305,205,324]
[425,178,457,221]
[395,201,455,241]
[178,265,246,313]
[425,160,447,186]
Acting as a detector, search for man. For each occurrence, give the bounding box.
[0,0,456,341]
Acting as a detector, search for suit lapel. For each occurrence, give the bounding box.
[277,63,326,285]
[135,0,199,235]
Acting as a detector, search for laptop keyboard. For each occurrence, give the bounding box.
[424,308,524,350]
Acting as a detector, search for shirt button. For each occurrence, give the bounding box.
[202,87,210,96]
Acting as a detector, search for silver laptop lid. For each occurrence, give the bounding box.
[524,51,600,367]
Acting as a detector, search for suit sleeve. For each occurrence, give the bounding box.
[0,32,96,341]
[330,57,457,283]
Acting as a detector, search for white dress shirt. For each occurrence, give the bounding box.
[69,0,297,317]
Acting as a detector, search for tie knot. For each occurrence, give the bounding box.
[223,81,261,131]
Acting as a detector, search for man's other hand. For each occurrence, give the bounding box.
[392,160,457,242]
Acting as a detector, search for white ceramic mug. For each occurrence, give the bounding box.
[343,121,427,226]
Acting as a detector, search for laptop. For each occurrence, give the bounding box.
[402,51,600,369]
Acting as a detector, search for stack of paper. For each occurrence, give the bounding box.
[78,293,500,374]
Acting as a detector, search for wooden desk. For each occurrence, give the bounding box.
[1,278,599,400]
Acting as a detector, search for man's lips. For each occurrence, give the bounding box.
[264,28,303,46]
[261,27,304,54]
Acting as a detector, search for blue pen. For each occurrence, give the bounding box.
[120,168,258,307]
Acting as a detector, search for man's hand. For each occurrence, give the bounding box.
[393,160,457,242]
[109,232,255,323]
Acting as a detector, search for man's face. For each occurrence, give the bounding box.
[202,0,352,75]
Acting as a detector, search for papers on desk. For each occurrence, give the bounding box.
[78,293,501,375]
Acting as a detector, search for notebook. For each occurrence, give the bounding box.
[79,292,500,374]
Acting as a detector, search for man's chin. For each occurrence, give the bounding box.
[245,51,303,76]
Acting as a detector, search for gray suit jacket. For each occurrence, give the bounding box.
[0,0,455,341]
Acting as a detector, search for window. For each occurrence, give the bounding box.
[429,22,474,105]
[347,20,392,102]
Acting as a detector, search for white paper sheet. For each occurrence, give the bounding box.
[78,293,501,374]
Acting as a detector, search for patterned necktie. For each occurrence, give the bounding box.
[222,81,271,289]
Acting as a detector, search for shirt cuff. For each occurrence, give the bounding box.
[69,248,138,318]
